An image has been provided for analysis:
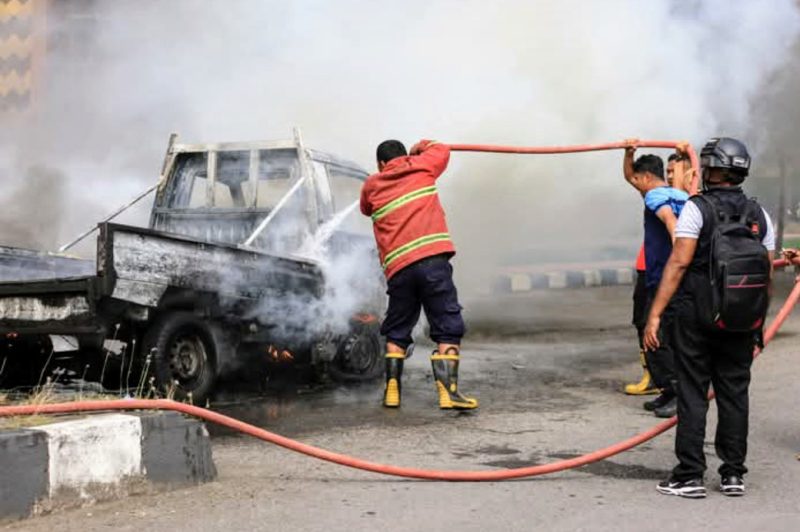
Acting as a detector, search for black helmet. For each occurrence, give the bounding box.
[700,137,750,184]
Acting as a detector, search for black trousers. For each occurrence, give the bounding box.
[671,297,755,481]
[632,270,648,348]
[644,290,676,391]
[633,272,676,390]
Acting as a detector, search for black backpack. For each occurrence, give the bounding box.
[697,194,771,332]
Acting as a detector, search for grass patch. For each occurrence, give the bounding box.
[0,383,59,429]
[0,381,117,430]
[0,414,54,429]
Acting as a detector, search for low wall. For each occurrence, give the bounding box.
[0,411,216,521]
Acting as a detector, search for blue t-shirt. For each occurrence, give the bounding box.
[643,186,689,290]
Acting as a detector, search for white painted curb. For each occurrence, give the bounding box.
[1,412,216,521]
[39,414,143,496]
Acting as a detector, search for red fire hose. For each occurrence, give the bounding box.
[449,140,702,194]
[0,141,794,482]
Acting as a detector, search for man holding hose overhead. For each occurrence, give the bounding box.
[623,141,689,418]
[360,139,477,411]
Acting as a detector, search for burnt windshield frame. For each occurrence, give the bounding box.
[164,152,208,208]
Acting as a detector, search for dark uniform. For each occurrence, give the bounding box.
[671,188,771,482]
[652,137,775,499]
[640,185,688,416]
[361,139,477,411]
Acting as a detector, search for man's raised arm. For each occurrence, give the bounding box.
[623,138,638,185]
[409,139,450,179]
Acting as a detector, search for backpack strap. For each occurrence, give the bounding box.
[697,192,756,227]
[695,194,722,232]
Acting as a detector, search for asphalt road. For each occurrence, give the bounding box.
[5,280,800,532]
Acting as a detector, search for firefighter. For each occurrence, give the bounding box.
[623,142,689,417]
[645,137,775,498]
[360,139,477,410]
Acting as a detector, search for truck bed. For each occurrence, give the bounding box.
[0,223,325,334]
[0,245,94,282]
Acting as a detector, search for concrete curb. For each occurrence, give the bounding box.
[0,411,216,521]
[492,267,636,294]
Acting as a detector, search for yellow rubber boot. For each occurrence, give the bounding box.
[624,350,659,395]
[430,351,478,410]
[383,352,405,408]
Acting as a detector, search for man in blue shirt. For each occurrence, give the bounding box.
[623,143,689,417]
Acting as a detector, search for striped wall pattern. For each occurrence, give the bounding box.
[0,0,35,111]
[493,267,636,293]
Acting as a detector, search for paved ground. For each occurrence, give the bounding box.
[5,279,800,531]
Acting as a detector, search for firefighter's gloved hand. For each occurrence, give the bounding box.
[409,139,434,156]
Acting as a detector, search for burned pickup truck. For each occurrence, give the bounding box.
[0,132,384,401]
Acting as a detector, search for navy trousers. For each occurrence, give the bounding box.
[380,254,465,349]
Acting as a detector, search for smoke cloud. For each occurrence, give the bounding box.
[2,0,799,298]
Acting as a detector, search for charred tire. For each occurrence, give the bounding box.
[143,312,218,403]
[327,319,383,383]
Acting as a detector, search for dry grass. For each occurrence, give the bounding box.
[0,414,54,429]
[0,381,116,430]
[0,348,181,431]
[0,342,159,430]
[0,382,58,429]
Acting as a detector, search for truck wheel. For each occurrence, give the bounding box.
[327,318,383,383]
[144,312,218,403]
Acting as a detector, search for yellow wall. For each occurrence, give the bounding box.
[0,0,41,112]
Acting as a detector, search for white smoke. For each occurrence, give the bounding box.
[1,0,799,291]
[254,200,383,341]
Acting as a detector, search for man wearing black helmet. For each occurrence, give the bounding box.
[644,137,775,499]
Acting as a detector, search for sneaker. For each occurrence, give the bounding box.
[654,397,677,418]
[720,475,745,497]
[656,478,706,499]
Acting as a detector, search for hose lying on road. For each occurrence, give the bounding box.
[0,142,796,481]
[1,278,796,481]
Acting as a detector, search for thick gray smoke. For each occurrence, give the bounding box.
[1,0,799,302]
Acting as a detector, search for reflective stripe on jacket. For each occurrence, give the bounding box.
[360,141,456,279]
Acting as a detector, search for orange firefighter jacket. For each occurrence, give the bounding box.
[360,140,456,280]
